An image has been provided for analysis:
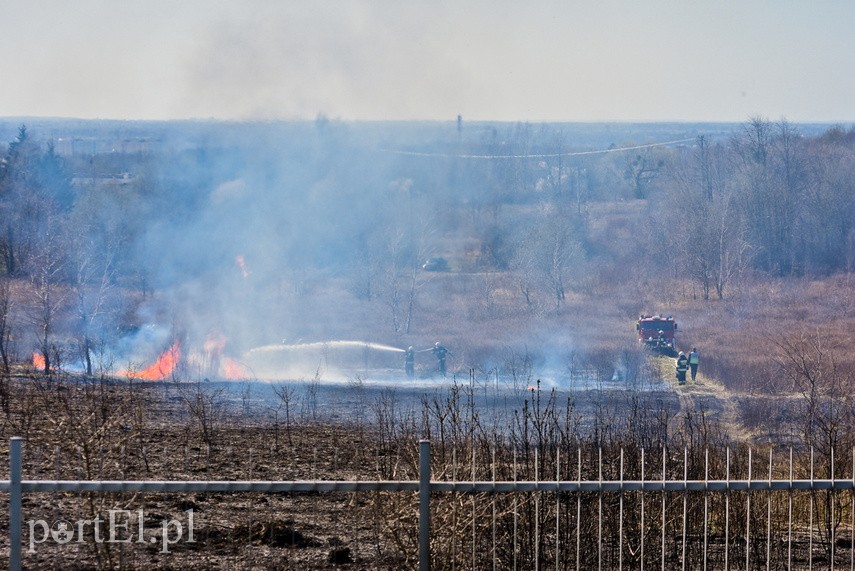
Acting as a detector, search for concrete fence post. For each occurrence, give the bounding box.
[10,437,22,571]
[419,439,431,571]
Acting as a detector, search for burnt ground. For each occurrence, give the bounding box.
[1,369,830,570]
[0,371,685,570]
[0,376,428,570]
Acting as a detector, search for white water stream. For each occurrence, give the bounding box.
[248,340,405,354]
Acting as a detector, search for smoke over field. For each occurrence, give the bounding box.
[7,120,663,382]
[6,119,855,571]
[2,118,854,398]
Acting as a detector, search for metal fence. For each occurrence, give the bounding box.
[4,437,855,570]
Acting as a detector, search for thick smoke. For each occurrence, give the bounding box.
[4,119,718,384]
[123,123,416,380]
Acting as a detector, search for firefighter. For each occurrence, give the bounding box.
[405,346,415,378]
[657,330,666,349]
[688,347,700,381]
[675,351,689,385]
[432,342,450,376]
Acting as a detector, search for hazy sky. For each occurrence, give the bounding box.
[2,0,853,123]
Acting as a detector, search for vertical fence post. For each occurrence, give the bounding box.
[10,437,22,571]
[419,439,431,571]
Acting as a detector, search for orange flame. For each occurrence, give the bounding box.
[126,341,181,381]
[222,357,252,380]
[32,352,58,372]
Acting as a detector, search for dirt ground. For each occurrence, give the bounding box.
[0,376,424,570]
[0,363,830,570]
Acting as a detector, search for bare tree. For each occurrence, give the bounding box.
[25,215,68,374]
[67,230,120,376]
[797,135,855,273]
[681,181,751,300]
[731,118,810,275]
[375,186,434,334]
[665,136,751,299]
[0,274,13,375]
[709,187,752,299]
[773,331,855,456]
[773,330,855,557]
[178,380,226,449]
[624,151,665,199]
[510,229,538,312]
[272,383,299,446]
[0,274,14,413]
[512,203,583,311]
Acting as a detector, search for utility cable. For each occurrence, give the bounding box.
[377,137,696,160]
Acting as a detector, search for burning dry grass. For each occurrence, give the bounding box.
[123,341,181,380]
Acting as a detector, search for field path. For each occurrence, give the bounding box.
[655,356,754,442]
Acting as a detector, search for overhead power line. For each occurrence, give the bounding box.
[378,137,696,160]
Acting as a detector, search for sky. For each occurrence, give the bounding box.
[1,0,853,123]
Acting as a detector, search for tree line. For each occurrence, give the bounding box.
[658,120,855,299]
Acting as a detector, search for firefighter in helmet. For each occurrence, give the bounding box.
[432,342,450,376]
[675,351,689,385]
[405,346,415,378]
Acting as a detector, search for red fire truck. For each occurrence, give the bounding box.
[636,314,677,354]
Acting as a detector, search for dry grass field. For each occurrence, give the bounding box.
[3,196,855,568]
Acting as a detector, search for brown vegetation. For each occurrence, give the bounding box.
[2,119,855,567]
[0,368,851,569]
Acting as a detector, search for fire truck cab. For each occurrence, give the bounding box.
[636,314,677,354]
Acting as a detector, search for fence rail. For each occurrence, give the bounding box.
[5,480,854,494]
[5,437,855,570]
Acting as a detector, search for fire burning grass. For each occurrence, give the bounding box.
[34,342,183,381]
[123,341,182,381]
[36,338,410,383]
[221,357,253,380]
